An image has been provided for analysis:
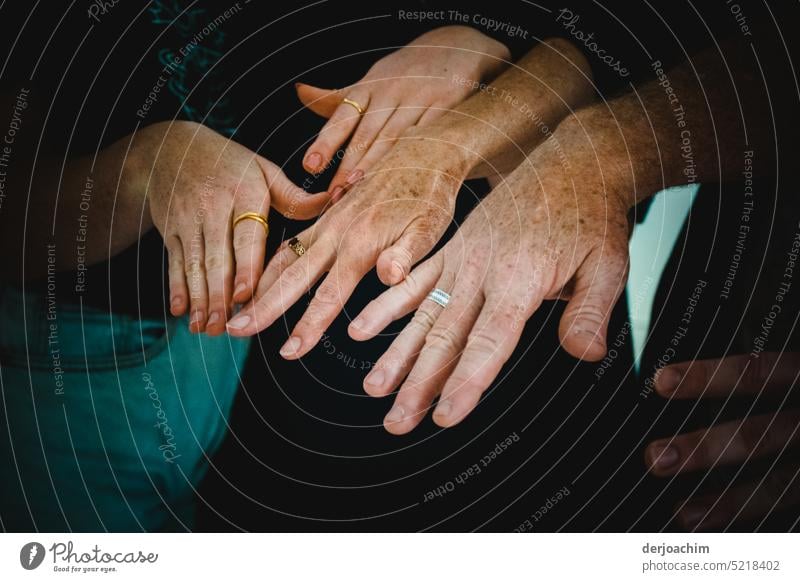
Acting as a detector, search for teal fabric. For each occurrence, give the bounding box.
[0,284,249,531]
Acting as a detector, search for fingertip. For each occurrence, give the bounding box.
[170,295,186,317]
[232,280,250,304]
[655,366,682,396]
[376,255,406,286]
[286,191,332,220]
[204,311,226,336]
[561,327,607,362]
[383,404,418,435]
[189,309,206,333]
[226,312,253,336]
[432,398,471,428]
[303,151,323,174]
[347,317,373,341]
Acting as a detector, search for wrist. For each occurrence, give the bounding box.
[400,123,478,181]
[117,123,171,232]
[556,106,663,209]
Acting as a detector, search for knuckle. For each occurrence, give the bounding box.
[313,282,342,307]
[169,254,185,272]
[184,257,203,277]
[233,230,257,252]
[281,263,307,287]
[466,330,503,355]
[204,251,225,271]
[410,308,437,332]
[425,324,463,352]
[574,299,609,329]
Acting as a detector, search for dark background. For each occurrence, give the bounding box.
[2,0,798,531]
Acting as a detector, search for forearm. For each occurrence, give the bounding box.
[558,39,785,208]
[1,132,152,281]
[417,38,594,178]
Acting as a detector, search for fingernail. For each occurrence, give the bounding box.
[384,404,405,424]
[280,336,302,358]
[391,261,405,281]
[435,399,452,420]
[330,185,344,200]
[345,169,363,185]
[680,505,708,529]
[656,367,681,393]
[350,316,366,332]
[189,310,204,326]
[207,312,221,326]
[306,152,322,172]
[650,444,679,470]
[226,314,251,330]
[574,327,606,349]
[233,282,247,298]
[170,296,183,310]
[364,368,385,388]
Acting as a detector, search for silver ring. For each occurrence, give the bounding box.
[427,288,451,308]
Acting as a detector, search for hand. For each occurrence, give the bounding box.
[347,125,633,434]
[128,121,329,334]
[297,26,509,201]
[645,352,800,530]
[226,133,471,347]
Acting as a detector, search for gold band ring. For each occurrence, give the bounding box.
[341,97,364,115]
[233,212,269,236]
[288,237,307,257]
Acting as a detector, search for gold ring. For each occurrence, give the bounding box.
[288,237,306,257]
[233,211,269,236]
[341,97,364,115]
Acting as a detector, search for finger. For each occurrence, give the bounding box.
[252,236,307,302]
[655,352,800,399]
[279,256,372,360]
[326,100,396,198]
[677,465,800,531]
[203,219,235,336]
[329,106,424,195]
[363,259,455,398]
[231,189,270,305]
[226,238,335,336]
[348,253,442,341]
[302,90,370,174]
[295,83,341,118]
[181,231,208,333]
[376,210,450,286]
[645,409,800,477]
[558,245,629,362]
[386,283,484,435]
[433,293,530,428]
[258,156,330,220]
[165,235,189,316]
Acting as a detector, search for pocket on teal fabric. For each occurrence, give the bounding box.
[0,285,170,372]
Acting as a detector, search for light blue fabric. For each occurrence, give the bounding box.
[0,284,249,531]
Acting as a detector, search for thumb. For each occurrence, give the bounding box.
[295,82,341,119]
[256,156,331,220]
[376,218,441,286]
[558,245,629,362]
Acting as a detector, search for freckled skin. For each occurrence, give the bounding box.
[0,118,328,337]
[350,37,787,434]
[232,38,596,352]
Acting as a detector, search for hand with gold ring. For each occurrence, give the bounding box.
[131,121,330,335]
[296,26,510,203]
